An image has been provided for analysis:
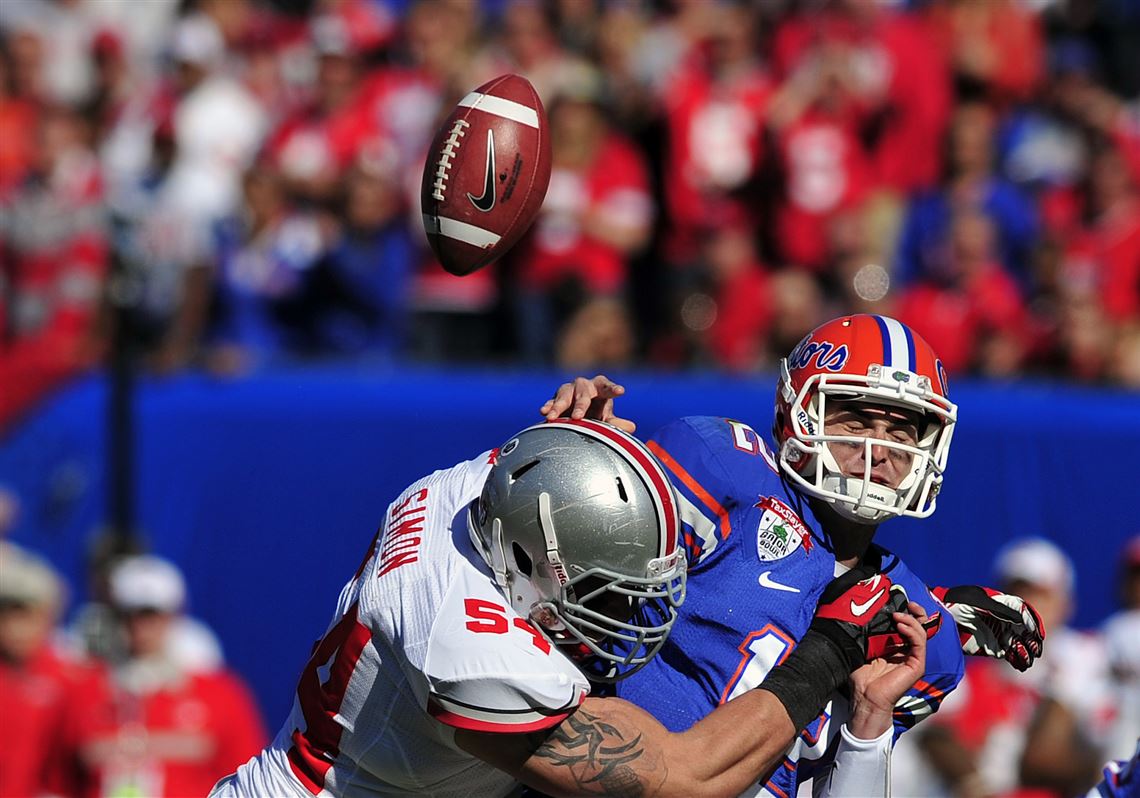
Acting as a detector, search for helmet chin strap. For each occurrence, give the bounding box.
[817,442,903,524]
[537,492,569,587]
[820,474,899,523]
[488,517,511,589]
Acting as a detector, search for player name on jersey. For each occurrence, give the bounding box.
[377,487,429,578]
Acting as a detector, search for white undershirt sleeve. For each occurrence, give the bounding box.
[812,723,894,798]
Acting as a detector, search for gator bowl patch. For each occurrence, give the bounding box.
[754,496,813,561]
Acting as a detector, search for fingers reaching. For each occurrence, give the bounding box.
[540,381,576,419]
[571,375,620,420]
[892,609,927,650]
[539,375,635,433]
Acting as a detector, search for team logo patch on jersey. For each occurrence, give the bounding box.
[754,497,813,561]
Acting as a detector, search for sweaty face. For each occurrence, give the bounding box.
[822,402,923,490]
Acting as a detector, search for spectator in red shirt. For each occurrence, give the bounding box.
[69,555,267,798]
[510,69,653,362]
[0,105,108,432]
[926,0,1044,106]
[0,542,103,798]
[653,215,774,371]
[896,207,1029,377]
[265,13,379,207]
[895,539,1110,798]
[772,0,951,196]
[766,40,874,271]
[0,39,38,198]
[1081,142,1140,323]
[658,3,774,268]
[1043,143,1140,383]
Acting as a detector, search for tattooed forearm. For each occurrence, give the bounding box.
[532,709,665,797]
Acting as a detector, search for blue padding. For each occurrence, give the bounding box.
[2,368,1137,723]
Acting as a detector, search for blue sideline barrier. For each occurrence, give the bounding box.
[2,367,1137,723]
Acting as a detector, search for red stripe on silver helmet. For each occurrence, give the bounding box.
[539,419,679,559]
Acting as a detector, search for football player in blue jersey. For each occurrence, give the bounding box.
[541,314,1047,797]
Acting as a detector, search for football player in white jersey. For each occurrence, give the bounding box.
[212,418,930,797]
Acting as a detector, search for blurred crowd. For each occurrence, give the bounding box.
[891,536,1140,798]
[2,0,1140,430]
[0,541,267,797]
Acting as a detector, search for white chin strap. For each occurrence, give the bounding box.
[820,474,901,523]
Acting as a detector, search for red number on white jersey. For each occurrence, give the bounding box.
[463,599,551,654]
[287,602,371,794]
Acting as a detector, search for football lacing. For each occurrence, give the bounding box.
[432,119,470,202]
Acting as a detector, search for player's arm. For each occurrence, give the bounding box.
[458,569,920,797]
[457,686,797,797]
[812,604,931,798]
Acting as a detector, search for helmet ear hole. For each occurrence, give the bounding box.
[510,460,541,483]
[511,542,533,578]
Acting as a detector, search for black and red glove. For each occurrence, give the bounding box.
[815,568,940,664]
[761,566,936,731]
[932,585,1045,671]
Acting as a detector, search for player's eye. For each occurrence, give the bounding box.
[889,428,919,446]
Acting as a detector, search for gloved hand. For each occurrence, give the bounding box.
[761,566,927,731]
[812,567,922,669]
[931,585,1045,671]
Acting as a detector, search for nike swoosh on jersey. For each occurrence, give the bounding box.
[757,571,801,593]
[466,129,496,212]
[850,589,886,616]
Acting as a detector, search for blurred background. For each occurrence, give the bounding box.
[0,0,1138,795]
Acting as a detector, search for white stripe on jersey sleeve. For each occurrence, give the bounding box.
[677,490,720,565]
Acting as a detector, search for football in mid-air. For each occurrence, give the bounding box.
[420,74,551,276]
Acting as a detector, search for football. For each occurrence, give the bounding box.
[421,74,551,276]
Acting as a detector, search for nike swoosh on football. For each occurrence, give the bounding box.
[758,571,800,593]
[850,590,886,617]
[466,129,496,212]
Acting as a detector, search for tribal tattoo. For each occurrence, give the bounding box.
[532,708,664,796]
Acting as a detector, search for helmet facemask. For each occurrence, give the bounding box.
[531,556,687,682]
[778,361,957,524]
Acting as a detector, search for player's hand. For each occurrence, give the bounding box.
[932,584,1045,671]
[539,375,636,434]
[810,568,908,670]
[848,601,929,739]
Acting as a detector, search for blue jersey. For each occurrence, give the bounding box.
[1088,741,1140,798]
[616,416,965,797]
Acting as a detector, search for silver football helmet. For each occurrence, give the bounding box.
[468,418,687,681]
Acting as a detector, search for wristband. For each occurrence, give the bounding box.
[758,629,851,731]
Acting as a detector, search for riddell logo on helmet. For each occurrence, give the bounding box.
[796,409,815,435]
[788,339,849,372]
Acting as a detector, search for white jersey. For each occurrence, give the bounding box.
[214,452,590,798]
